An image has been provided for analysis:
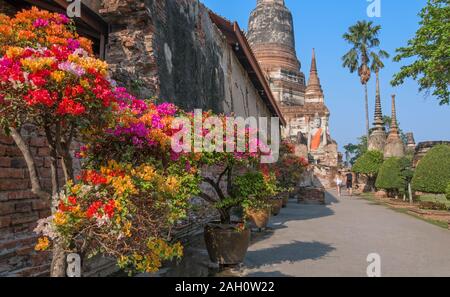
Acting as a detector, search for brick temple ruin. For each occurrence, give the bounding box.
[247,0,339,168]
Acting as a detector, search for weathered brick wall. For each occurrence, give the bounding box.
[0,0,16,16]
[0,128,54,276]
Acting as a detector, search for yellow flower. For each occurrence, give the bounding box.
[69,54,108,75]
[80,79,90,89]
[134,165,156,181]
[5,47,24,59]
[53,211,68,226]
[50,70,65,83]
[20,57,55,72]
[35,237,50,251]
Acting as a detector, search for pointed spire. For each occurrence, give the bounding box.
[384,94,405,158]
[389,94,399,136]
[305,49,324,99]
[373,71,384,131]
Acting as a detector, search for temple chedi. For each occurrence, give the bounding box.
[247,0,338,167]
[368,72,387,151]
[384,95,405,158]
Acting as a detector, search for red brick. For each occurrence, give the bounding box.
[11,213,38,225]
[38,209,51,219]
[0,134,14,145]
[32,200,50,211]
[5,145,22,156]
[0,157,11,167]
[0,168,25,179]
[0,202,15,215]
[7,190,36,200]
[14,202,32,213]
[10,157,26,168]
[0,216,11,228]
[0,179,29,191]
[29,137,47,147]
[37,147,50,157]
[15,246,34,256]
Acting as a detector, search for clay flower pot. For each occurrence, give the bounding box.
[204,222,251,265]
[280,192,289,208]
[246,208,271,229]
[270,199,283,216]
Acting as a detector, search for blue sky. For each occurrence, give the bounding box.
[202,0,449,151]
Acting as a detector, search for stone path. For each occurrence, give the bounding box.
[242,191,450,277]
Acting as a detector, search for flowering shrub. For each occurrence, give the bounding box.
[35,100,202,274]
[234,171,277,212]
[261,140,308,192]
[0,8,121,276]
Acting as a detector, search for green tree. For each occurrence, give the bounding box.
[391,0,450,105]
[352,150,384,191]
[342,21,388,140]
[376,157,413,197]
[344,136,368,166]
[412,144,450,193]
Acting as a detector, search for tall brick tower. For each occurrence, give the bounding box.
[247,0,338,167]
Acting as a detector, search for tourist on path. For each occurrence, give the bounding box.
[335,173,343,196]
[346,172,353,196]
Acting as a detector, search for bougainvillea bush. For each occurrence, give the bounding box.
[0,7,120,276]
[35,100,202,274]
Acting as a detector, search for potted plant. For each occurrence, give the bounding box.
[235,171,275,231]
[262,140,308,208]
[187,114,271,265]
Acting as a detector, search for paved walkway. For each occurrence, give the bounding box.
[242,191,450,277]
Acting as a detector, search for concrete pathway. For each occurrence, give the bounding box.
[242,191,450,277]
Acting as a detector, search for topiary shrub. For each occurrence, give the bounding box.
[352,150,384,191]
[376,157,412,197]
[446,183,450,200]
[412,145,450,194]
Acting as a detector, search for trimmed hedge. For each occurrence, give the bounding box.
[353,150,384,176]
[412,145,450,194]
[376,157,404,191]
[375,157,412,195]
[446,183,450,200]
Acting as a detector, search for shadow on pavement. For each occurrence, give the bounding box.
[244,240,335,269]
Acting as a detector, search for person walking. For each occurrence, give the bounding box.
[335,173,343,197]
[346,172,353,196]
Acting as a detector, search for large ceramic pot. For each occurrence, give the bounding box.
[280,192,289,208]
[246,208,270,229]
[270,199,283,216]
[204,222,251,265]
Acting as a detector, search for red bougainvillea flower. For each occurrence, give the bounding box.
[103,199,116,218]
[80,170,108,185]
[56,97,86,115]
[86,201,104,219]
[24,89,56,107]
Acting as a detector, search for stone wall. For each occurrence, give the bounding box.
[100,0,273,118]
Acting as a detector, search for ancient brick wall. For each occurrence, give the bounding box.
[100,0,272,118]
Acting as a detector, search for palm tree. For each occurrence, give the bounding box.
[342,20,385,142]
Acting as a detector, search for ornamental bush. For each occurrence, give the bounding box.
[412,145,450,194]
[0,8,120,276]
[353,150,384,176]
[234,171,277,211]
[446,183,450,200]
[375,157,412,196]
[35,101,202,274]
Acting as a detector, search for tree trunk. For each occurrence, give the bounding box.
[364,83,370,142]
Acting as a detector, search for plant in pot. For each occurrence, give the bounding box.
[262,140,308,207]
[235,171,275,231]
[187,113,271,266]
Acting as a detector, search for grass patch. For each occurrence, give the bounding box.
[358,192,449,230]
[417,194,450,208]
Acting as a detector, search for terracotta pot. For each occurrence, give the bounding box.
[270,199,283,216]
[282,196,289,208]
[204,222,251,265]
[246,208,270,229]
[280,192,289,208]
